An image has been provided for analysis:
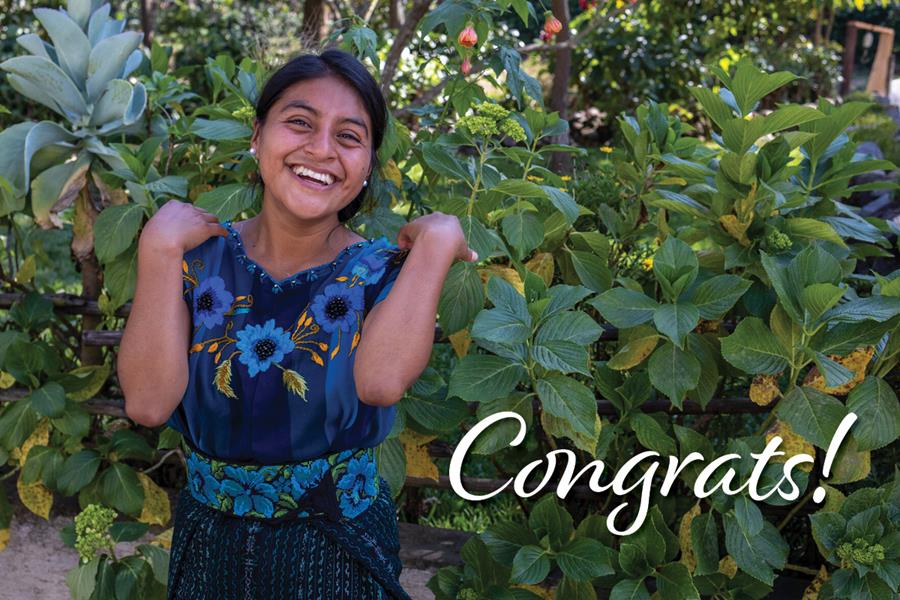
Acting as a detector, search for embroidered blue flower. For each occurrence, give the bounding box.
[220,466,279,517]
[186,452,220,507]
[351,253,387,285]
[337,453,378,518]
[310,283,364,333]
[290,460,330,498]
[235,319,295,376]
[193,276,234,329]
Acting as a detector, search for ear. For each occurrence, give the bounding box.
[250,119,262,152]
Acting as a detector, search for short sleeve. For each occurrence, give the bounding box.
[365,245,409,310]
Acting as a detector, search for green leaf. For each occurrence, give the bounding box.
[190,118,252,140]
[502,211,543,257]
[784,218,846,248]
[823,296,900,324]
[57,449,101,495]
[567,249,611,292]
[655,562,700,600]
[0,400,39,450]
[813,352,854,388]
[2,56,89,120]
[482,520,540,565]
[30,382,66,418]
[847,377,899,451]
[740,105,824,152]
[93,203,144,263]
[799,101,872,165]
[630,413,676,455]
[472,392,533,455]
[619,543,653,579]
[31,153,91,228]
[647,342,701,409]
[733,496,764,536]
[110,429,155,462]
[690,275,752,320]
[115,555,150,600]
[528,495,574,551]
[9,291,54,332]
[723,515,788,586]
[607,326,660,371]
[652,302,699,349]
[534,311,603,345]
[138,543,170,585]
[491,179,548,198]
[730,58,798,116]
[776,386,848,449]
[510,545,550,584]
[689,87,736,129]
[557,537,614,580]
[438,262,484,335]
[447,355,525,402]
[801,283,845,325]
[65,556,99,600]
[109,521,150,543]
[690,512,719,576]
[650,189,711,219]
[530,340,590,376]
[374,437,405,498]
[541,186,579,224]
[588,288,658,328]
[720,317,790,375]
[195,184,257,221]
[420,142,471,182]
[104,242,137,310]
[487,274,529,323]
[471,308,530,345]
[86,32,143,101]
[33,7,91,83]
[610,578,650,600]
[653,237,698,301]
[99,463,144,515]
[536,376,598,447]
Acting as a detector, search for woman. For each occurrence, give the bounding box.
[117,48,477,599]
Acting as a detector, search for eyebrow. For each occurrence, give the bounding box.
[281,99,369,136]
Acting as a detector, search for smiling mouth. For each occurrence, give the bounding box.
[291,165,337,187]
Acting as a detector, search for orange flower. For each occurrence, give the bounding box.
[458,24,478,48]
[544,13,562,35]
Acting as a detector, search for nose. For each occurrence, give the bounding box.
[303,126,337,160]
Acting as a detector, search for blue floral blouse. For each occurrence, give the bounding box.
[167,220,409,464]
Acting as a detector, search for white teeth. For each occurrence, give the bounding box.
[292,165,334,185]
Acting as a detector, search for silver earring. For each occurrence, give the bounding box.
[249,148,257,156]
[363,180,368,187]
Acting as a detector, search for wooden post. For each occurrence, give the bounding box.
[549,0,573,176]
[867,27,894,97]
[842,22,858,97]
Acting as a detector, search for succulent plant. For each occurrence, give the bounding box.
[0,0,145,227]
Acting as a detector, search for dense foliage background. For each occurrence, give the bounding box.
[0,1,898,599]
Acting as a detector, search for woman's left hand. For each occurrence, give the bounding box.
[396,212,478,263]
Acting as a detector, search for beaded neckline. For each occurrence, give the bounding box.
[223,220,377,294]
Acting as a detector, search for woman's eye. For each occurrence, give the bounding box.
[340,133,361,142]
[289,118,309,127]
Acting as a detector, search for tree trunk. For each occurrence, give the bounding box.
[139,0,156,47]
[76,186,103,367]
[549,0,573,176]
[302,0,327,45]
[389,0,405,28]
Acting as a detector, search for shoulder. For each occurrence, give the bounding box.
[350,236,409,284]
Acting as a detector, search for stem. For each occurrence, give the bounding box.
[466,145,485,217]
[754,412,776,436]
[784,563,820,577]
[142,448,181,475]
[778,489,813,531]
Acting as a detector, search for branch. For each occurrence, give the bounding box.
[380,0,433,95]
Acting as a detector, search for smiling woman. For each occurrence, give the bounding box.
[117,48,482,600]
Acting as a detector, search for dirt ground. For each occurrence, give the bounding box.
[0,502,437,600]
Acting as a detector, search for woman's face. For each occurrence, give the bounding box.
[251,75,373,223]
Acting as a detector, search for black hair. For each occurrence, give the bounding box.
[254,48,387,224]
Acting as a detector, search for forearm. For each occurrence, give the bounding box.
[117,237,190,426]
[354,240,455,406]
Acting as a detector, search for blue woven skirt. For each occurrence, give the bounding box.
[167,444,412,600]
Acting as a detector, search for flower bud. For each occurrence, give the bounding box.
[461,56,472,75]
[544,13,562,35]
[458,24,478,48]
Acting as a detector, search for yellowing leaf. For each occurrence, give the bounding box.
[449,329,471,358]
[283,369,308,402]
[828,436,870,484]
[766,421,814,473]
[400,430,438,483]
[152,527,173,550]
[214,359,237,399]
[805,346,874,395]
[65,363,112,401]
[679,503,701,573]
[0,528,8,552]
[512,583,554,599]
[137,472,171,527]
[608,329,659,370]
[17,474,52,520]
[719,215,751,246]
[15,256,36,284]
[381,159,402,188]
[719,556,738,579]
[478,266,524,295]
[525,253,554,287]
[13,418,50,467]
[0,372,14,389]
[750,374,781,406]
[802,566,829,599]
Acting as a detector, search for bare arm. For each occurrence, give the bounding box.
[117,200,227,427]
[353,214,476,406]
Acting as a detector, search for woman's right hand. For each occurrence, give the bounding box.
[139,200,229,254]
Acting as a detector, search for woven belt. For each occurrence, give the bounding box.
[183,441,380,523]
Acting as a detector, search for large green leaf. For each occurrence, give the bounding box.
[85,31,142,101]
[823,296,900,324]
[438,262,484,335]
[691,512,719,576]
[195,184,257,221]
[536,375,598,445]
[567,248,611,292]
[57,449,101,495]
[776,386,848,449]
[401,395,468,434]
[33,7,92,84]
[720,317,790,375]
[472,392,533,455]
[739,105,824,152]
[374,437,405,499]
[104,242,137,310]
[528,495,574,550]
[1,56,88,121]
[531,340,590,375]
[847,377,899,451]
[190,118,252,141]
[30,152,90,228]
[481,520,540,565]
[541,185,579,224]
[655,562,700,600]
[89,79,135,126]
[490,178,548,198]
[447,355,525,402]
[471,308,530,345]
[0,400,39,450]
[534,311,603,345]
[0,122,36,194]
[510,545,550,584]
[690,275,752,320]
[93,202,144,263]
[588,288,658,328]
[610,578,650,600]
[420,142,471,183]
[502,211,543,257]
[799,101,872,165]
[630,413,676,455]
[723,515,788,586]
[652,237,698,300]
[652,302,699,349]
[99,462,144,515]
[647,342,700,409]
[730,58,797,116]
[557,537,614,580]
[30,382,66,418]
[486,275,529,323]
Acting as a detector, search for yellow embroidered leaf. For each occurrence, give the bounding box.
[608,327,659,371]
[190,343,204,353]
[318,342,328,351]
[0,371,14,389]
[310,352,324,366]
[478,266,525,295]
[330,344,340,360]
[214,360,237,399]
[679,503,701,573]
[805,346,874,395]
[137,472,171,527]
[335,276,348,282]
[214,351,222,363]
[207,342,219,353]
[449,329,471,358]
[400,430,438,483]
[182,259,189,274]
[15,256,36,284]
[750,374,781,406]
[12,418,50,466]
[235,295,248,301]
[17,474,52,520]
[802,566,829,599]
[351,331,360,351]
[525,253,554,287]
[304,316,313,327]
[719,214,751,246]
[766,421,814,473]
[283,369,308,402]
[151,528,173,550]
[0,528,8,552]
[719,556,738,579]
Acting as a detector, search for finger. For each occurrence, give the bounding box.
[209,222,229,237]
[469,249,478,262]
